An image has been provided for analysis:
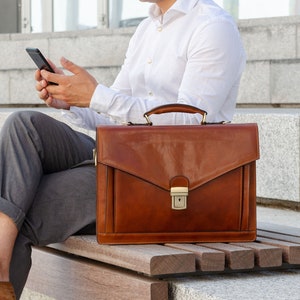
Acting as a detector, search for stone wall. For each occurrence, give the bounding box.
[2,17,300,107]
[238,16,300,107]
[0,28,134,105]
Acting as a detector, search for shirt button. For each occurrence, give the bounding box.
[157,26,162,32]
[148,91,153,96]
[147,58,152,64]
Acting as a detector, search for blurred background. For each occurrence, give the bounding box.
[1,0,300,34]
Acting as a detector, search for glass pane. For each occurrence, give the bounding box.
[215,0,299,20]
[109,0,151,28]
[239,0,290,19]
[53,0,97,31]
[30,0,42,33]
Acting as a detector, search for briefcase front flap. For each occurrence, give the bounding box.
[96,123,259,191]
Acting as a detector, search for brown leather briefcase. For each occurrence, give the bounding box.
[95,104,260,244]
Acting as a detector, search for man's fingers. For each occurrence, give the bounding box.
[60,57,82,75]
[35,69,42,81]
[35,79,48,92]
[38,88,49,100]
[40,69,61,85]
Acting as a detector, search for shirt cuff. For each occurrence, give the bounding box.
[90,84,118,114]
[61,107,92,129]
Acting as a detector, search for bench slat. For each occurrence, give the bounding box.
[231,242,282,267]
[197,243,254,270]
[165,243,225,272]
[256,237,300,264]
[49,236,195,276]
[27,247,168,300]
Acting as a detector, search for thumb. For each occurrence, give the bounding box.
[60,57,81,75]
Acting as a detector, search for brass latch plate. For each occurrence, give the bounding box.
[170,187,188,210]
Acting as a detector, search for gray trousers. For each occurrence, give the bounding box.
[0,111,97,299]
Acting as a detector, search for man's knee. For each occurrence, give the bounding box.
[2,111,46,135]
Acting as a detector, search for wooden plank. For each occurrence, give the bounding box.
[257,236,300,264]
[198,243,254,270]
[48,236,195,276]
[231,242,282,268]
[257,230,300,244]
[258,222,300,237]
[166,243,225,272]
[27,247,168,300]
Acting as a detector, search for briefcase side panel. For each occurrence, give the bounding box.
[248,161,257,231]
[240,162,257,232]
[97,164,115,234]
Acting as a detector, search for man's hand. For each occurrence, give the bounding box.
[35,59,71,109]
[35,57,98,109]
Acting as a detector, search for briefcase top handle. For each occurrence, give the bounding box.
[143,104,208,125]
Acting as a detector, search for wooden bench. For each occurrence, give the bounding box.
[24,222,300,300]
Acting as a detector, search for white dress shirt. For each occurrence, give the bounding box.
[64,0,246,129]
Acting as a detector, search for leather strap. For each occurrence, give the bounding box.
[143,104,207,125]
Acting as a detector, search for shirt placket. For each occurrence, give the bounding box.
[144,19,164,99]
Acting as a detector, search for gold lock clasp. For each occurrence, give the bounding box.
[170,187,188,210]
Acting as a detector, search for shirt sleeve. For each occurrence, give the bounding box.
[62,106,117,130]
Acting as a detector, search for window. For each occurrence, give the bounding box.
[53,0,98,31]
[29,0,100,33]
[109,0,151,28]
[216,0,300,19]
[30,0,52,32]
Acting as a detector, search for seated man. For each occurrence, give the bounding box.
[0,0,246,298]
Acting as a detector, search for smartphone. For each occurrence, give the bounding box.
[26,47,57,85]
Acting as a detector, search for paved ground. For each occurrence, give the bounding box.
[170,205,300,300]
